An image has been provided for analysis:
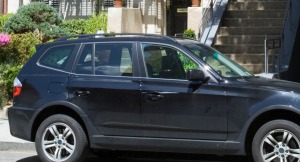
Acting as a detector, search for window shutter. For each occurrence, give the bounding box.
[44,0,59,11]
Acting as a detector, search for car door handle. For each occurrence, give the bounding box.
[145,93,164,101]
[74,90,90,97]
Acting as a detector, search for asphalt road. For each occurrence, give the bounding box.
[0,151,250,162]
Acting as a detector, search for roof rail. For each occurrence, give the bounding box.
[54,33,177,42]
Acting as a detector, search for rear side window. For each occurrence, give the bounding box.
[75,43,134,76]
[40,45,76,70]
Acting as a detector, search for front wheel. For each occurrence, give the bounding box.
[252,120,300,162]
[35,114,88,162]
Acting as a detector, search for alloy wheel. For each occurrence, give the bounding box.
[41,122,76,161]
[260,129,300,162]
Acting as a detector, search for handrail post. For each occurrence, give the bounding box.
[264,35,268,74]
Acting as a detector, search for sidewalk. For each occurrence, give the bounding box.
[0,108,35,152]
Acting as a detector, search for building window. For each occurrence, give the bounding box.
[30,0,59,11]
[95,0,127,12]
[44,0,59,11]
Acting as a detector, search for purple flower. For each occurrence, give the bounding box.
[0,34,10,46]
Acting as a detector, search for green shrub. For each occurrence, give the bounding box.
[0,32,40,107]
[0,33,41,64]
[0,64,22,103]
[61,19,85,35]
[3,2,69,42]
[184,29,196,39]
[0,83,6,108]
[0,14,13,32]
[84,12,107,34]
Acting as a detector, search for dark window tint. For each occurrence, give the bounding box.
[40,45,75,70]
[75,43,133,76]
[142,43,199,80]
[75,44,93,74]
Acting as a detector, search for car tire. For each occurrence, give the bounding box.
[252,120,300,162]
[35,114,88,162]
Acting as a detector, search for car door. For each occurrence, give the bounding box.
[140,43,228,140]
[68,42,143,137]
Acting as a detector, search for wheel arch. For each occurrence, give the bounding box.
[244,107,300,155]
[30,102,91,144]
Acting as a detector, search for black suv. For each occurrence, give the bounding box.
[8,34,300,162]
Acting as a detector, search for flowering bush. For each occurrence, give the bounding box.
[0,34,10,46]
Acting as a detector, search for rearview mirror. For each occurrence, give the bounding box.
[186,69,209,82]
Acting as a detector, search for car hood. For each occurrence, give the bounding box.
[226,77,300,93]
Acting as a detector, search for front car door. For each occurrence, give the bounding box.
[140,43,228,140]
[68,42,143,137]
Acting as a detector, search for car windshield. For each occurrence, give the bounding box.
[184,43,253,78]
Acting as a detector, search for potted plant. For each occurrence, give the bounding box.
[191,0,201,7]
[184,29,196,39]
[114,0,123,8]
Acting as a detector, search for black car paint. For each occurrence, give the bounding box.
[8,37,300,156]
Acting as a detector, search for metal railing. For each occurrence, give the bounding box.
[198,0,217,39]
[266,0,292,73]
[264,36,281,73]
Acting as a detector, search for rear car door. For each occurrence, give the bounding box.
[68,42,143,137]
[139,43,228,140]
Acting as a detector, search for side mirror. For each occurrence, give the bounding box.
[186,69,210,82]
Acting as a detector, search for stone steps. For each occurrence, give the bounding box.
[213,0,287,73]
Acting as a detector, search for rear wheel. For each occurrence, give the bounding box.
[35,114,88,162]
[252,120,300,162]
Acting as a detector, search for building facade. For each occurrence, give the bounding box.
[3,0,207,37]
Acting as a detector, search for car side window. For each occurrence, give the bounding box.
[142,44,199,80]
[75,43,133,76]
[75,44,93,74]
[40,45,76,70]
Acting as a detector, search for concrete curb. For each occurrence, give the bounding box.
[0,141,36,152]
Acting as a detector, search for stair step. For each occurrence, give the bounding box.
[214,44,280,53]
[219,27,283,35]
[223,18,284,27]
[216,35,281,44]
[224,10,286,19]
[216,35,267,44]
[228,2,287,10]
[225,54,277,64]
[234,0,287,2]
[240,64,266,74]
